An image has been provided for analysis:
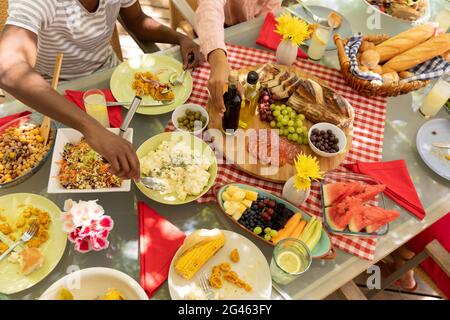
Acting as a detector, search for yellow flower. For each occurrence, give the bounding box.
[293,153,324,190]
[275,13,312,46]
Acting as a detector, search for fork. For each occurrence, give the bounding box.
[0,222,38,263]
[198,273,215,300]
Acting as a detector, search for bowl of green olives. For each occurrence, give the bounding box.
[172,104,209,135]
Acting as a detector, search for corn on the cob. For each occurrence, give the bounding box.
[175,234,225,280]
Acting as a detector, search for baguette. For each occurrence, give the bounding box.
[375,24,435,62]
[383,33,450,72]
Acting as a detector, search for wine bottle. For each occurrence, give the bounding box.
[222,70,241,135]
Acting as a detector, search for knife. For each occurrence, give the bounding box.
[119,95,141,138]
[432,142,450,149]
[272,283,292,300]
[106,100,172,107]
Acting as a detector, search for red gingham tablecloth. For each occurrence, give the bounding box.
[166,44,387,260]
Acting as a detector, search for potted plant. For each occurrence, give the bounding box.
[275,13,312,66]
[282,153,323,206]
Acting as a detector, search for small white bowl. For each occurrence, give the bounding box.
[172,103,209,135]
[40,267,148,300]
[308,123,347,158]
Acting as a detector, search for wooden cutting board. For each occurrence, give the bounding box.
[209,64,353,184]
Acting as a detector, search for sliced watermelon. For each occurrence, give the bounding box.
[349,206,400,233]
[354,184,386,203]
[325,197,362,231]
[322,182,366,207]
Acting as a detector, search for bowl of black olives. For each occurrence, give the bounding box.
[308,123,347,157]
[172,104,209,135]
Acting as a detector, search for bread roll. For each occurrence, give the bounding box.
[372,65,383,75]
[375,24,435,62]
[382,72,399,84]
[360,41,375,52]
[383,33,450,72]
[399,71,414,79]
[361,50,380,69]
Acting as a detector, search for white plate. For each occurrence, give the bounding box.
[168,230,272,300]
[416,118,450,181]
[47,128,133,193]
[40,267,148,300]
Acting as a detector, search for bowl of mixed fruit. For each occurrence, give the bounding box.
[216,183,334,259]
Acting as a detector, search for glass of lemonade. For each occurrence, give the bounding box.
[419,75,450,118]
[307,24,332,61]
[270,238,312,285]
[83,89,110,128]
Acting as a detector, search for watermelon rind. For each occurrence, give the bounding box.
[324,207,346,231]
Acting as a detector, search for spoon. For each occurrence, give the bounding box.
[141,176,169,191]
[169,52,195,86]
[327,12,342,29]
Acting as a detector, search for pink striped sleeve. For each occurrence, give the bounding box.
[195,0,228,58]
[259,0,282,16]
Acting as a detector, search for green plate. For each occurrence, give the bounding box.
[0,193,67,294]
[135,132,218,205]
[109,54,193,115]
[217,183,334,259]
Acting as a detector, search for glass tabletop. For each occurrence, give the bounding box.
[1,0,449,300]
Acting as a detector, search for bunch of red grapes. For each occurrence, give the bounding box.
[257,89,274,122]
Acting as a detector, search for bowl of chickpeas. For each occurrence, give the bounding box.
[172,104,209,136]
[0,113,56,188]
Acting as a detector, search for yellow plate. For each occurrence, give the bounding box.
[0,193,67,294]
[110,54,193,115]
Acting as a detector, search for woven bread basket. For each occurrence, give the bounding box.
[334,34,430,97]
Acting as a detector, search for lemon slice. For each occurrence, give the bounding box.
[276,251,302,274]
[315,29,330,46]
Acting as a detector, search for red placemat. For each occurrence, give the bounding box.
[166,44,387,260]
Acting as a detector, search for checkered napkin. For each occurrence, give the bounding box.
[166,44,388,260]
[345,33,450,84]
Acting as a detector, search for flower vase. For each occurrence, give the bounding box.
[282,176,310,207]
[276,40,297,66]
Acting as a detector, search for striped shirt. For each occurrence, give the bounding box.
[6,0,136,81]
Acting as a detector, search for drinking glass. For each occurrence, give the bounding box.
[83,89,109,128]
[419,74,450,118]
[270,238,312,285]
[307,24,332,61]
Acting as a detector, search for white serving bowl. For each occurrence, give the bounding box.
[308,123,347,158]
[40,267,148,300]
[47,128,133,193]
[362,0,430,35]
[172,103,209,135]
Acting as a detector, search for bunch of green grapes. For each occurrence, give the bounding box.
[269,104,308,144]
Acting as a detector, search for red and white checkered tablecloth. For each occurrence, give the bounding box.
[166,44,387,260]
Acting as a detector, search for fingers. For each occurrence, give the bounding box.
[108,155,121,177]
[117,154,131,179]
[127,146,141,181]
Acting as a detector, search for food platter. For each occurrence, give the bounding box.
[216,183,335,259]
[47,128,133,193]
[0,193,67,294]
[0,113,56,189]
[362,0,430,26]
[135,131,218,205]
[212,64,354,184]
[110,54,193,115]
[168,229,272,300]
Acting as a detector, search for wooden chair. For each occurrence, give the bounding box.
[338,240,449,300]
[169,0,198,39]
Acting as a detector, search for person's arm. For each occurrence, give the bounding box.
[195,0,230,127]
[0,26,140,180]
[119,1,202,69]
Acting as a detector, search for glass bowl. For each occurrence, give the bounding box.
[0,113,56,189]
[320,171,388,238]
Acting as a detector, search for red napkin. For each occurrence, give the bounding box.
[256,12,308,59]
[344,160,426,220]
[138,201,186,298]
[0,111,32,127]
[64,89,122,128]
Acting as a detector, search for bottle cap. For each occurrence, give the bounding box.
[246,71,259,85]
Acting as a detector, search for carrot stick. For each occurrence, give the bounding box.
[290,220,307,238]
